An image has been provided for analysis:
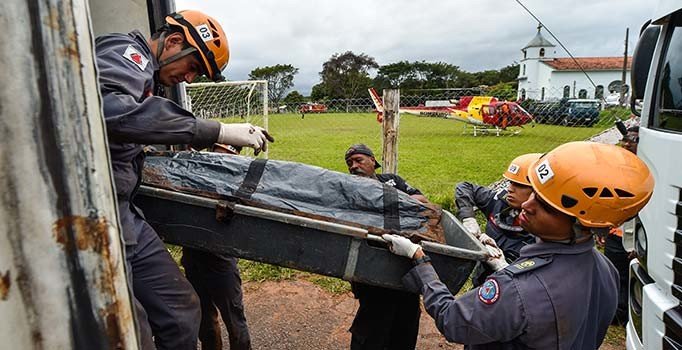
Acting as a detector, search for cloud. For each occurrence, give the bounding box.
[176,0,651,95]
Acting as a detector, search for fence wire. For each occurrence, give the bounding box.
[185,84,636,207]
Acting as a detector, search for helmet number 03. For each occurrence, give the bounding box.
[195,24,213,42]
[535,159,554,184]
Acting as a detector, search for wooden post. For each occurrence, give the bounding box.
[382,89,400,173]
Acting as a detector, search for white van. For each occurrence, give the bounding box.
[626,1,682,348]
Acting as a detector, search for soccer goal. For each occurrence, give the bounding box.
[183,80,268,130]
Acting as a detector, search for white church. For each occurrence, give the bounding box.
[517,25,631,102]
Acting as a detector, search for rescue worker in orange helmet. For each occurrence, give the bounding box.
[456,153,541,286]
[94,10,272,349]
[383,141,654,349]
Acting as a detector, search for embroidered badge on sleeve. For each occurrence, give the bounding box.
[123,45,149,71]
[478,278,500,305]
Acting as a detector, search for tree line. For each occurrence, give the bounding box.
[244,51,519,108]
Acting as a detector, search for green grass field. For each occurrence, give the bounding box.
[226,112,611,210]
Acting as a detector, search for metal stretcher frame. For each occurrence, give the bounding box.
[135,185,488,294]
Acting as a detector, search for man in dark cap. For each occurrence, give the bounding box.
[344,143,428,349]
[345,144,428,203]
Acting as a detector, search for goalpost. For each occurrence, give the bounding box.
[183,80,269,130]
[182,80,269,156]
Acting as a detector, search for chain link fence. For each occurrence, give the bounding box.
[186,83,636,207]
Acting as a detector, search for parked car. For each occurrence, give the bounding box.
[299,103,328,113]
[524,100,563,124]
[560,99,601,127]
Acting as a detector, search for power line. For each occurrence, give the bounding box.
[513,0,599,91]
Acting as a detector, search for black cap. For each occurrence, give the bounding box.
[345,144,381,169]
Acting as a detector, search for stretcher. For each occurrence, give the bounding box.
[134,152,488,294]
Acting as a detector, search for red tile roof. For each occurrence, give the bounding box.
[543,57,632,71]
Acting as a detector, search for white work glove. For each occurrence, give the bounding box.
[485,252,509,271]
[480,235,502,258]
[217,123,274,155]
[478,233,496,247]
[462,217,482,237]
[382,234,421,259]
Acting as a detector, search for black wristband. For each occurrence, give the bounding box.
[412,255,432,267]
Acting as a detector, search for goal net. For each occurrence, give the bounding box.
[183,80,268,156]
[184,80,268,128]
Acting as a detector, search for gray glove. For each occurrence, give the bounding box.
[462,217,482,237]
[218,123,274,155]
[382,234,420,259]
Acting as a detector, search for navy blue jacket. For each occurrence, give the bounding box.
[402,239,619,349]
[456,182,534,261]
[95,31,220,243]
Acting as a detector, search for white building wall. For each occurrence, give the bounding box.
[548,70,631,100]
[519,64,631,101]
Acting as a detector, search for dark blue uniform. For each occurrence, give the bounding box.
[402,239,619,349]
[182,249,252,350]
[456,183,536,285]
[350,173,423,350]
[95,31,220,349]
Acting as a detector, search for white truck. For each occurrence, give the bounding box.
[626,0,682,348]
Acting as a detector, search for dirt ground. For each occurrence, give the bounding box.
[241,278,459,350]
[233,278,624,350]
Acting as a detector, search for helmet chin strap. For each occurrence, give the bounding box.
[155,32,198,70]
[570,223,605,244]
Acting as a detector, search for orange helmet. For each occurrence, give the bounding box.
[503,153,542,186]
[166,10,229,81]
[528,141,654,228]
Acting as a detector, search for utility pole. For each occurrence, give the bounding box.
[621,28,629,104]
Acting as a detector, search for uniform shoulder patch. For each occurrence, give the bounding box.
[122,45,149,71]
[505,256,553,275]
[478,278,500,305]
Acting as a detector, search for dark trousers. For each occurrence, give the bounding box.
[605,234,629,325]
[182,248,252,350]
[349,283,421,350]
[124,212,201,350]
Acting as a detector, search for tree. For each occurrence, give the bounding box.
[319,51,379,99]
[282,90,305,112]
[310,83,328,102]
[372,61,415,89]
[373,61,466,91]
[498,63,520,84]
[249,64,299,109]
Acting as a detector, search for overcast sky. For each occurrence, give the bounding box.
[176,0,651,95]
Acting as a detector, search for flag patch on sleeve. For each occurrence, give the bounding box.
[123,45,149,71]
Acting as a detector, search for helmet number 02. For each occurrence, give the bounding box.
[535,159,554,184]
[195,24,213,42]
